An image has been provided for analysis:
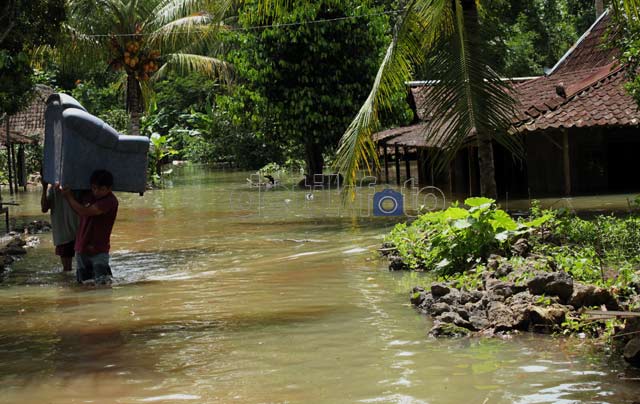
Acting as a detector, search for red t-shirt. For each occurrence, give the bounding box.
[74,192,119,255]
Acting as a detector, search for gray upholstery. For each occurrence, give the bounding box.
[43,94,150,193]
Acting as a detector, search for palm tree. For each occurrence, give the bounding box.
[334,0,522,199]
[64,0,232,136]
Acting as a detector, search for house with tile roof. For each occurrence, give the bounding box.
[2,84,54,193]
[375,9,640,198]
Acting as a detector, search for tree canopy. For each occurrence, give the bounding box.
[240,0,403,176]
[0,0,65,117]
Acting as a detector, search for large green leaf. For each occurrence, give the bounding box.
[489,210,517,231]
[465,197,494,207]
[444,206,470,220]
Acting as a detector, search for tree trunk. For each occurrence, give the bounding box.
[305,141,324,178]
[461,0,498,199]
[126,74,142,136]
[475,129,497,199]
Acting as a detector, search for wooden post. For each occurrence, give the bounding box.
[18,144,26,191]
[404,146,411,181]
[563,130,571,196]
[376,144,382,182]
[383,142,389,184]
[468,146,478,197]
[11,143,18,193]
[6,121,13,195]
[449,160,455,195]
[394,144,401,185]
[417,148,424,186]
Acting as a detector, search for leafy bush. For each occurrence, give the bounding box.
[528,208,640,295]
[385,197,550,275]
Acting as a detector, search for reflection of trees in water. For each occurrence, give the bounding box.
[1,291,152,381]
[54,325,127,377]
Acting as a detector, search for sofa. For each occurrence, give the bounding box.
[43,94,150,194]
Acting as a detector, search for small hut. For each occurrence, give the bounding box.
[2,84,54,194]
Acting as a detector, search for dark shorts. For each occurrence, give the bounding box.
[76,253,112,285]
[55,241,76,258]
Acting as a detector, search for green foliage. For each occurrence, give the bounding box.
[528,209,640,296]
[259,159,304,175]
[71,80,123,117]
[560,313,621,340]
[71,80,129,132]
[241,0,398,175]
[610,0,640,107]
[148,132,178,185]
[0,0,65,116]
[384,198,549,274]
[483,0,595,77]
[0,50,34,116]
[62,0,233,135]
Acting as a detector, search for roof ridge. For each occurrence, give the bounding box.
[544,65,624,115]
[548,9,610,75]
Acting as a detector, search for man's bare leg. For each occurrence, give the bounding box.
[60,256,73,272]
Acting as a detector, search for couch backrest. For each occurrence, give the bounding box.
[43,93,150,193]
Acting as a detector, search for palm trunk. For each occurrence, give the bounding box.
[462,0,497,199]
[475,129,497,199]
[126,74,142,136]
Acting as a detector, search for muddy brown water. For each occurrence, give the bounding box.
[0,167,638,403]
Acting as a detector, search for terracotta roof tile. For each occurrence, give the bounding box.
[372,122,450,148]
[516,70,640,132]
[512,11,640,133]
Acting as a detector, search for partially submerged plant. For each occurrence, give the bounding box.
[384,197,551,274]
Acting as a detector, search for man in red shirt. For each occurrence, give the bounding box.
[58,169,119,285]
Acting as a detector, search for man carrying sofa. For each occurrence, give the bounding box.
[57,169,119,286]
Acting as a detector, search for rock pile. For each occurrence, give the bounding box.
[0,233,41,275]
[13,220,51,234]
[410,250,621,338]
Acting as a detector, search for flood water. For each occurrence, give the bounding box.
[0,167,638,403]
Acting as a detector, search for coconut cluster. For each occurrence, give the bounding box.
[109,32,160,81]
